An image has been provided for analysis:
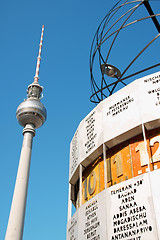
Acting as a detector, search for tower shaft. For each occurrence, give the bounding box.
[5,124,35,240]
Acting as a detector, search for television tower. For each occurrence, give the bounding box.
[5,25,47,240]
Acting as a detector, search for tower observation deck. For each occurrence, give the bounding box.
[5,25,47,240]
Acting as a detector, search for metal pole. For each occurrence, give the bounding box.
[143,0,160,34]
[5,124,35,240]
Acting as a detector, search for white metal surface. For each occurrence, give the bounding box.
[150,170,160,238]
[106,173,158,240]
[69,71,160,184]
[78,190,107,240]
[79,101,103,162]
[138,72,160,129]
[67,210,79,240]
[69,129,79,182]
[67,172,160,239]
[103,79,141,146]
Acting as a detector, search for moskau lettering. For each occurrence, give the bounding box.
[112,106,128,116]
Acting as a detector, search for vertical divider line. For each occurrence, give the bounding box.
[103,143,107,189]
[142,122,151,172]
[67,183,72,222]
[79,164,83,207]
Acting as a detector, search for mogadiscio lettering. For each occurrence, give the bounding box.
[113,212,147,226]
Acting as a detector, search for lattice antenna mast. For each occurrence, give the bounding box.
[27,25,45,100]
[34,25,44,83]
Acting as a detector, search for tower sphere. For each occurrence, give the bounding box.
[16,97,47,129]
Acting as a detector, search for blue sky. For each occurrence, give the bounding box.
[0,0,159,239]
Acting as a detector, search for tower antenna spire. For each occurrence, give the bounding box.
[34,25,44,83]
